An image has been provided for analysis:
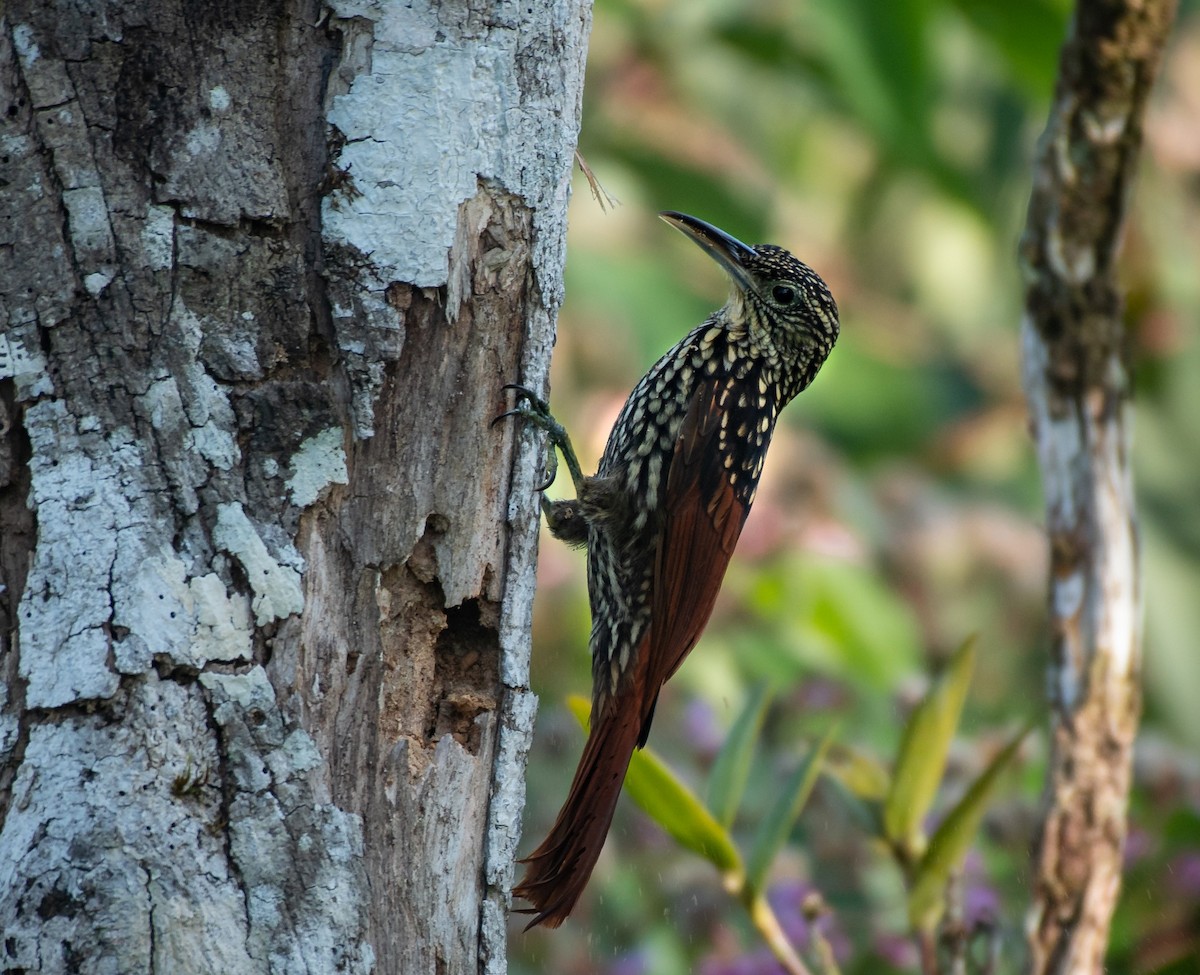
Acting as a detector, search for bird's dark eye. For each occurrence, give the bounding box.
[772,285,795,305]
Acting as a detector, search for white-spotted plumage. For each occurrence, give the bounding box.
[584,280,832,702]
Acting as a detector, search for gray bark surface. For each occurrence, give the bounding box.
[0,1,590,972]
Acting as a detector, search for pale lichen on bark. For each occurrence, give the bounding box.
[1019,2,1177,972]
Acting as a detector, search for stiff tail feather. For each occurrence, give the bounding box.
[513,692,645,928]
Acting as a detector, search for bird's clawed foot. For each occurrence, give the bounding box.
[494,384,585,494]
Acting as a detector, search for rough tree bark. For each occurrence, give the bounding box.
[1019,2,1176,973]
[0,1,589,973]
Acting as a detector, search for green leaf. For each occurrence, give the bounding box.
[706,684,772,828]
[745,723,838,895]
[884,636,977,858]
[566,696,743,880]
[736,553,924,689]
[907,724,1030,932]
[826,742,892,802]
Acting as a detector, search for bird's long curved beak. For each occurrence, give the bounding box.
[659,211,757,292]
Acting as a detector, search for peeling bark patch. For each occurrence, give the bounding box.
[345,184,530,606]
[324,1,518,287]
[312,150,575,971]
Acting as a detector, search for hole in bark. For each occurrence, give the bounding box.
[36,887,82,921]
[431,598,499,753]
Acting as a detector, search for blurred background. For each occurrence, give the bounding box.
[509,1,1200,971]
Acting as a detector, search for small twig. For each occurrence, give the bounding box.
[802,892,843,975]
[918,929,940,975]
[574,149,619,212]
[746,892,816,975]
[942,869,967,975]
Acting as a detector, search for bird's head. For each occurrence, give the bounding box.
[659,211,839,369]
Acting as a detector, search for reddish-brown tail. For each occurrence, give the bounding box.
[513,690,645,928]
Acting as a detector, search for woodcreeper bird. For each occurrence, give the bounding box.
[498,211,839,928]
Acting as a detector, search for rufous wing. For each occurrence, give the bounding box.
[641,375,760,740]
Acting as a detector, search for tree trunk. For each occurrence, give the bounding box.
[1020,2,1176,972]
[0,1,589,972]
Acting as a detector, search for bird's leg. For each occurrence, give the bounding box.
[495,385,585,492]
[494,385,590,547]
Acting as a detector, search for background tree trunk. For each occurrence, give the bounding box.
[0,1,589,972]
[1020,1,1176,972]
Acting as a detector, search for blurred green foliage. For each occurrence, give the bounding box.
[512,0,1200,972]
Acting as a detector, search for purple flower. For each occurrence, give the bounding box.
[1123,826,1152,867]
[963,881,1000,926]
[699,948,787,975]
[685,697,725,761]
[793,677,848,712]
[873,932,919,969]
[764,880,851,962]
[1168,851,1200,899]
[700,882,851,973]
[960,849,1000,926]
[607,950,648,975]
[767,880,813,947]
